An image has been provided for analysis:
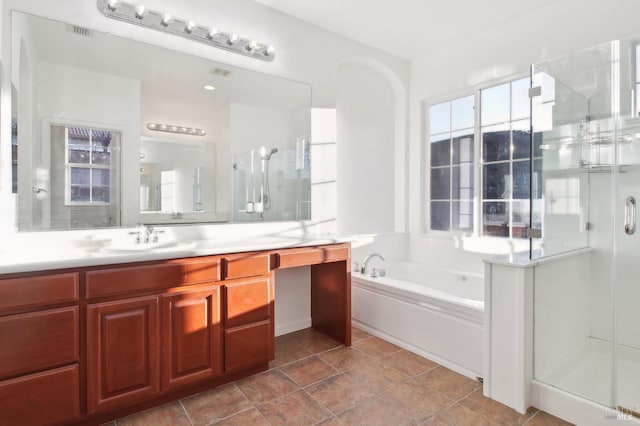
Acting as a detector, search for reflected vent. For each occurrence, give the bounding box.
[67,24,93,38]
[210,67,232,77]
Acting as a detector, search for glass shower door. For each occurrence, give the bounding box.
[613,36,640,417]
[531,41,616,408]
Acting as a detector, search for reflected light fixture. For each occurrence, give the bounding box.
[147,122,206,136]
[203,84,216,91]
[96,0,275,61]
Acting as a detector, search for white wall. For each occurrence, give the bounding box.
[336,62,395,235]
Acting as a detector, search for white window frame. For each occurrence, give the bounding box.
[64,125,113,206]
[423,74,534,245]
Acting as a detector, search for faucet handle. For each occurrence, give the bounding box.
[352,262,360,273]
[152,229,165,243]
[128,231,141,244]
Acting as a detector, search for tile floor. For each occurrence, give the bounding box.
[111,327,573,425]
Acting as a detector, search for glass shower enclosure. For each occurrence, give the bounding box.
[531,37,640,415]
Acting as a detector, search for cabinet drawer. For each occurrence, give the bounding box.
[0,273,78,312]
[222,253,270,280]
[224,278,271,327]
[0,364,80,426]
[277,244,349,268]
[86,257,220,299]
[0,307,79,379]
[225,320,272,372]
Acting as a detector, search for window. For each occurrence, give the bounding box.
[427,95,475,232]
[480,78,539,238]
[65,126,113,204]
[425,77,542,239]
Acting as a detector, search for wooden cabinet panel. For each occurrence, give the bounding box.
[0,364,80,426]
[277,244,350,268]
[224,278,271,328]
[87,296,160,414]
[0,272,78,312]
[225,320,271,372]
[161,287,222,390]
[311,262,351,346]
[86,257,220,299]
[0,306,78,379]
[222,253,270,280]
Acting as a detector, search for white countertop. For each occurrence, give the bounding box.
[0,234,354,275]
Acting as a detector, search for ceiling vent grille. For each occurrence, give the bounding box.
[210,67,232,77]
[66,24,93,38]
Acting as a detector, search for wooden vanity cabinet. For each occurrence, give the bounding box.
[0,272,81,426]
[0,243,350,425]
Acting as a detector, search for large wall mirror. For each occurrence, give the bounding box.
[10,11,311,230]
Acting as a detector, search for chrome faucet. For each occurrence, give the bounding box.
[144,225,154,243]
[360,253,386,274]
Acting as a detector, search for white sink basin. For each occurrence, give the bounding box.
[100,241,196,254]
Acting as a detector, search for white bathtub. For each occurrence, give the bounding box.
[352,262,484,378]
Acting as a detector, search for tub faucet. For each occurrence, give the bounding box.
[360,253,386,274]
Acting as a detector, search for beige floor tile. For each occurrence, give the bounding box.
[423,403,500,425]
[272,339,314,367]
[306,372,376,414]
[459,389,537,425]
[236,369,299,404]
[316,416,345,425]
[319,346,371,371]
[353,336,402,359]
[117,402,190,426]
[382,379,454,422]
[383,349,439,377]
[210,408,269,425]
[280,356,338,386]
[181,383,252,426]
[524,411,574,425]
[338,393,415,426]
[351,327,371,342]
[257,389,332,426]
[345,357,409,393]
[414,366,481,401]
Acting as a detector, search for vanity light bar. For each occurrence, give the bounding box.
[147,123,206,136]
[96,0,275,62]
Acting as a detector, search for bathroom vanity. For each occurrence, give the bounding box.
[0,241,351,426]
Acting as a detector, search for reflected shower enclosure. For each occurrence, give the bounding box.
[233,142,310,222]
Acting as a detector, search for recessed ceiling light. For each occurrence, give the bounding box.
[203,85,216,91]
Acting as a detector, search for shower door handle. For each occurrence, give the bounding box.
[625,196,636,235]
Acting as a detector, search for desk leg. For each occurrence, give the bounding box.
[310,261,351,346]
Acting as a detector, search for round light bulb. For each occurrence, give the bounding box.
[264,45,275,56]
[160,124,167,130]
[199,130,206,136]
[134,4,145,18]
[161,13,172,26]
[107,0,120,11]
[208,28,219,39]
[185,20,196,33]
[246,40,259,52]
[147,123,157,129]
[227,34,239,45]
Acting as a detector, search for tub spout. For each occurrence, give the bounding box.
[361,253,386,274]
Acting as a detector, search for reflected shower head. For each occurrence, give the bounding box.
[264,147,278,160]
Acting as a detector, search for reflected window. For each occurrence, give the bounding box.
[480,78,538,238]
[11,120,17,193]
[426,95,475,232]
[65,126,113,204]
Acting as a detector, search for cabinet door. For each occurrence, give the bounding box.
[87,296,160,414]
[161,287,222,390]
[224,277,271,328]
[225,320,271,372]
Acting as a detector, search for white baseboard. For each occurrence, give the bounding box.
[275,318,311,337]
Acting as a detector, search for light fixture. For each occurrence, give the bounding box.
[147,122,206,136]
[203,84,216,91]
[96,0,275,62]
